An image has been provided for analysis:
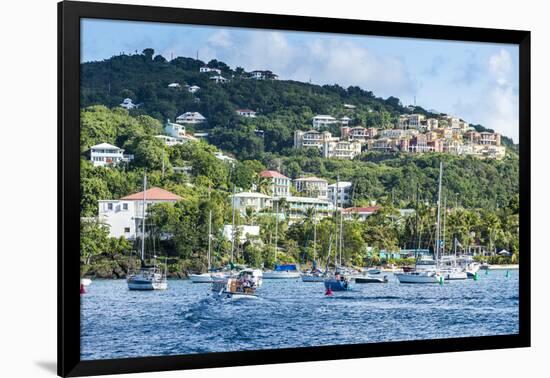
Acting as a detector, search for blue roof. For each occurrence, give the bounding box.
[274,264,298,272]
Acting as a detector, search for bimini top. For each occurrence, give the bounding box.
[274,264,298,272]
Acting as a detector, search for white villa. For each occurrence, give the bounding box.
[199,66,221,74]
[293,130,362,159]
[209,75,229,84]
[236,108,257,118]
[187,85,200,93]
[294,177,329,199]
[89,143,133,167]
[98,187,182,239]
[341,206,380,221]
[312,115,338,128]
[223,225,261,244]
[323,140,362,159]
[120,98,137,110]
[328,181,353,206]
[175,112,206,125]
[259,170,291,197]
[294,130,338,149]
[274,196,335,219]
[231,192,273,214]
[162,120,198,143]
[214,151,236,165]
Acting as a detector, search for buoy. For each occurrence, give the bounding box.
[485,268,489,275]
[80,283,86,295]
[439,276,444,285]
[474,272,478,281]
[325,287,333,296]
[506,270,509,278]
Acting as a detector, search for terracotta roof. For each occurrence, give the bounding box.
[260,170,289,179]
[121,187,182,201]
[341,206,380,213]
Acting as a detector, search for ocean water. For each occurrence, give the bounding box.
[80,270,519,360]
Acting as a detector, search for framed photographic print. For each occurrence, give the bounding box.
[58,1,530,376]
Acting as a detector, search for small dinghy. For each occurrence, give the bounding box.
[211,275,259,301]
[355,275,388,284]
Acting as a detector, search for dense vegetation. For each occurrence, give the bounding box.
[79,50,520,276]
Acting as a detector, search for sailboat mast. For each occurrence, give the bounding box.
[230,185,236,264]
[313,209,317,263]
[442,194,447,256]
[435,162,443,262]
[207,210,212,271]
[414,183,419,269]
[274,201,279,264]
[141,174,147,261]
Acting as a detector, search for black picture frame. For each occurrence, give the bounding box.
[58,1,531,376]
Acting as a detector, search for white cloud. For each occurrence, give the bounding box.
[454,49,519,142]
[207,30,234,49]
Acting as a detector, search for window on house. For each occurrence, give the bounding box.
[122,203,128,210]
[124,227,130,233]
[107,203,113,210]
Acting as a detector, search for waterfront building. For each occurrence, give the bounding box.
[89,142,133,167]
[294,177,329,199]
[98,187,182,239]
[327,181,353,206]
[259,170,291,197]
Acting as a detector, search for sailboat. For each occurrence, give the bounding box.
[324,177,352,291]
[438,188,468,280]
[189,210,216,283]
[127,174,168,290]
[301,210,326,282]
[395,164,444,284]
[263,200,301,279]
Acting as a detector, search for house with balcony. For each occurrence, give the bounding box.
[231,192,273,214]
[89,143,133,167]
[341,126,377,142]
[98,187,182,239]
[341,206,380,221]
[323,140,362,159]
[312,115,339,129]
[175,112,206,125]
[162,120,198,143]
[399,114,425,129]
[366,138,397,152]
[259,170,291,197]
[274,196,335,220]
[294,177,329,199]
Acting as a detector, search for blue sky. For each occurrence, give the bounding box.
[82,19,519,141]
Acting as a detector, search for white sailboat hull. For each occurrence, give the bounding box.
[263,271,301,279]
[188,273,213,283]
[80,278,92,287]
[443,270,468,280]
[395,272,442,284]
[127,280,168,290]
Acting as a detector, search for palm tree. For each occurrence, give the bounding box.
[258,177,272,196]
[244,206,257,225]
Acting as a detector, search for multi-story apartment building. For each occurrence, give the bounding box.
[323,140,362,159]
[294,130,338,149]
[380,129,419,139]
[366,138,397,152]
[463,131,502,146]
[231,191,273,214]
[341,126,377,142]
[294,177,329,199]
[259,170,291,197]
[312,115,339,128]
[399,114,425,129]
[327,181,353,206]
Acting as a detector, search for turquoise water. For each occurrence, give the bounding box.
[80,270,519,360]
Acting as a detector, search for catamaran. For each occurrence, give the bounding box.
[127,174,168,291]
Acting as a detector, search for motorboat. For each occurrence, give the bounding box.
[211,275,258,300]
[354,275,388,284]
[301,268,326,282]
[324,271,352,291]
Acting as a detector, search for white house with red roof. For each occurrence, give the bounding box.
[259,170,291,197]
[341,206,380,221]
[98,187,182,239]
